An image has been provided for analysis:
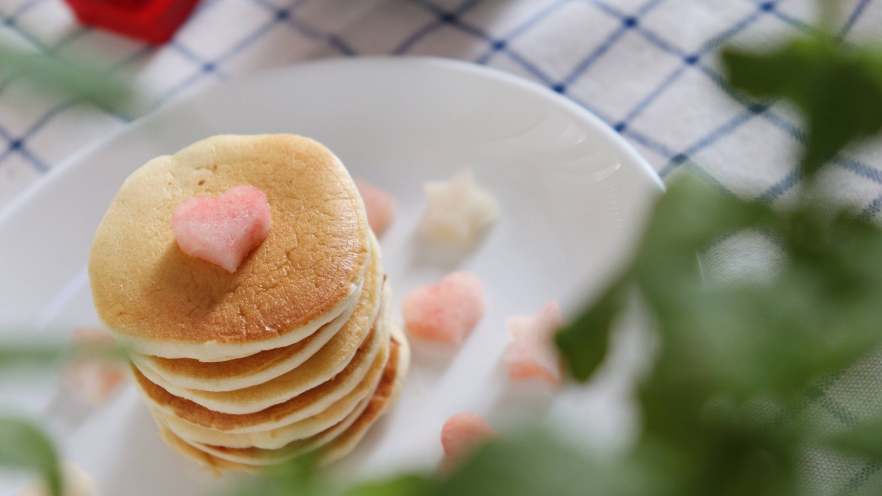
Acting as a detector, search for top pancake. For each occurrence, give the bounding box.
[89,134,370,362]
[131,237,381,392]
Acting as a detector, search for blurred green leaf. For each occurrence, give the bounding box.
[345,474,438,496]
[0,344,66,369]
[0,340,129,370]
[557,176,777,385]
[234,429,633,496]
[825,416,882,461]
[439,430,614,496]
[553,169,882,495]
[230,455,329,496]
[0,44,131,109]
[722,36,882,176]
[633,175,775,284]
[555,278,627,381]
[0,418,61,496]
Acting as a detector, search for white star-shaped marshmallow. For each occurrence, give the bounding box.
[421,169,499,246]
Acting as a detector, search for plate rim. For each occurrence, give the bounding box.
[0,56,662,227]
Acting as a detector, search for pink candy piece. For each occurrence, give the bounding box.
[441,412,495,468]
[172,185,271,273]
[66,329,127,406]
[503,301,565,385]
[402,272,485,345]
[356,178,396,237]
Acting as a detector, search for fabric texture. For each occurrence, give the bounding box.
[1,0,881,494]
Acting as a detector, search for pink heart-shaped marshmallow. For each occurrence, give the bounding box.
[355,178,396,237]
[441,412,496,470]
[402,271,485,345]
[171,185,272,273]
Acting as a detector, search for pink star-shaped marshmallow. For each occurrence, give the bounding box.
[503,301,565,386]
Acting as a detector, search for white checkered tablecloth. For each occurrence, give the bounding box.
[2,0,882,208]
[2,0,882,494]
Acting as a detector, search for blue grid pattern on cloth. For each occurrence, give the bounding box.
[1,0,882,493]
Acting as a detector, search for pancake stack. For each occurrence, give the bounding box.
[89,134,409,472]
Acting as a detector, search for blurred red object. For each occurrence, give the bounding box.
[64,0,199,44]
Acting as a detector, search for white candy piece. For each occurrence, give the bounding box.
[420,169,499,246]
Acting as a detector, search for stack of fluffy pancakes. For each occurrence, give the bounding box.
[88,134,409,472]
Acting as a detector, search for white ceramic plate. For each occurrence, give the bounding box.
[0,57,661,495]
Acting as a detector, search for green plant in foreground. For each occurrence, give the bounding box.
[0,418,61,496]
[0,40,132,496]
[232,177,882,495]
[227,30,882,496]
[6,23,882,496]
[0,340,127,495]
[0,44,131,110]
[724,34,882,176]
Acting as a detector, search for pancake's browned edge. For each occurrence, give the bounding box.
[140,246,380,383]
[154,331,390,449]
[318,335,402,462]
[158,270,385,412]
[205,337,400,460]
[90,134,370,346]
[145,319,328,379]
[158,424,256,474]
[132,326,380,431]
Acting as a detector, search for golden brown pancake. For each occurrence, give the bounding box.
[131,265,385,415]
[133,306,351,393]
[90,134,371,362]
[174,329,408,469]
[132,315,383,433]
[319,327,409,465]
[195,396,371,466]
[156,320,391,449]
[157,424,256,474]
[132,239,380,392]
[137,319,382,416]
